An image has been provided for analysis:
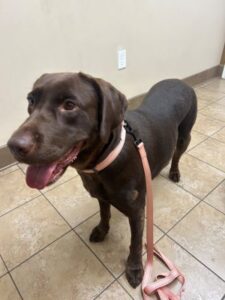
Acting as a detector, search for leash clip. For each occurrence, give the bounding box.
[123,120,143,147]
[134,139,143,147]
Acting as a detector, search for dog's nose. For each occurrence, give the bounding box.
[8,132,35,158]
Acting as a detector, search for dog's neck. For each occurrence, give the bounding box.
[73,124,123,171]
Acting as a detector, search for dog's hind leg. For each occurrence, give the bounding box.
[89,199,111,242]
[169,99,197,182]
[169,134,191,182]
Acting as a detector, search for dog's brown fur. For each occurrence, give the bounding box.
[8,73,197,287]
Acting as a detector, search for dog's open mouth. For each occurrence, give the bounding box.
[26,143,82,189]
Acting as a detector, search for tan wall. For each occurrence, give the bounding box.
[1,0,225,146]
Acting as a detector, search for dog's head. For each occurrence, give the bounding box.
[7,72,127,189]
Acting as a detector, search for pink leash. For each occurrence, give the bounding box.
[138,142,185,300]
[82,122,185,299]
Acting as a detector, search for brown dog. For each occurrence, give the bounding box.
[7,73,197,287]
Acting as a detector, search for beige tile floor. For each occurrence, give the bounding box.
[1,77,225,300]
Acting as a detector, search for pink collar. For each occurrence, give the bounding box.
[81,125,126,173]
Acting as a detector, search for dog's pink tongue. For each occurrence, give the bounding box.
[26,163,57,189]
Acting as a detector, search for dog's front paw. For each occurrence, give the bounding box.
[89,225,109,242]
[169,169,180,182]
[125,263,144,288]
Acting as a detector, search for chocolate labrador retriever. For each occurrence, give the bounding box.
[7,73,197,288]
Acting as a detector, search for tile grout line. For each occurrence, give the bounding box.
[7,273,24,300]
[40,191,119,285]
[0,169,78,220]
[160,173,202,201]
[40,188,100,230]
[0,166,19,177]
[197,98,223,112]
[0,194,42,219]
[197,110,225,123]
[200,112,225,124]
[38,173,79,192]
[201,177,225,201]
[0,254,8,279]
[187,133,210,152]
[164,199,203,236]
[202,86,225,94]
[72,230,118,279]
[93,278,134,300]
[186,117,225,174]
[191,127,224,139]
[165,159,225,204]
[200,87,225,95]
[0,255,24,300]
[165,235,225,283]
[153,223,167,235]
[196,85,225,96]
[161,173,225,238]
[73,228,141,299]
[200,78,225,88]
[199,95,225,102]
[40,191,122,296]
[188,122,225,153]
[116,270,141,298]
[115,280,135,300]
[93,279,117,300]
[210,135,225,145]
[5,202,117,278]
[193,76,218,87]
[202,200,225,216]
[73,210,100,229]
[0,162,18,172]
[186,133,208,152]
[188,152,225,175]
[0,271,9,280]
[9,229,72,273]
[198,125,225,143]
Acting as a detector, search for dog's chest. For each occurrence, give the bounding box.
[79,172,142,216]
[80,174,106,199]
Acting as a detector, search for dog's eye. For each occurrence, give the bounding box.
[27,95,35,106]
[63,100,77,111]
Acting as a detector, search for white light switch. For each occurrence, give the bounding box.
[118,48,126,70]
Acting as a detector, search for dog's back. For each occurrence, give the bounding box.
[126,79,197,178]
[141,79,196,122]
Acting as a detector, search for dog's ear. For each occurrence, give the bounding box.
[78,72,128,143]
